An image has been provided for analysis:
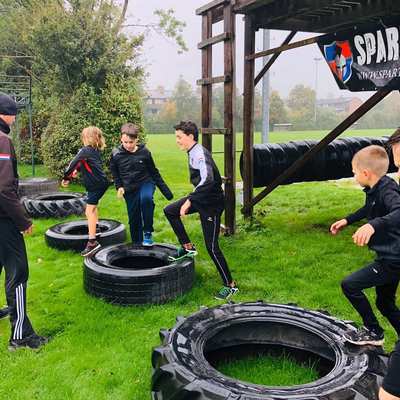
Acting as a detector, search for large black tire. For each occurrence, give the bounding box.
[83,243,195,305]
[152,302,388,400]
[22,192,86,218]
[18,177,59,197]
[45,219,126,252]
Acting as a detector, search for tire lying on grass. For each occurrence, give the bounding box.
[83,243,195,305]
[152,302,388,400]
[22,192,86,218]
[45,219,126,252]
[18,177,59,197]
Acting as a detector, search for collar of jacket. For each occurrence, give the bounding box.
[187,142,198,154]
[363,175,392,195]
[0,117,10,134]
[119,143,144,154]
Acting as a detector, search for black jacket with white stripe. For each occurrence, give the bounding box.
[187,143,224,214]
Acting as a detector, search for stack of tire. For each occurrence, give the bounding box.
[20,178,86,218]
[152,302,388,399]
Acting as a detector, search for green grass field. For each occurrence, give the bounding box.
[0,129,397,399]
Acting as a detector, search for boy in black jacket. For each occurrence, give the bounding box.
[0,93,47,350]
[330,145,400,345]
[164,120,238,300]
[110,123,172,245]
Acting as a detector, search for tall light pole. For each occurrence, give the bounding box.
[314,57,322,124]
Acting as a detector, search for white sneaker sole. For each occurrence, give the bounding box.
[344,337,384,346]
[81,244,101,257]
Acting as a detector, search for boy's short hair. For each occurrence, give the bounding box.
[387,127,400,147]
[174,120,199,142]
[352,145,389,177]
[121,123,139,139]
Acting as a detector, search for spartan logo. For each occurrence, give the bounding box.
[324,41,353,83]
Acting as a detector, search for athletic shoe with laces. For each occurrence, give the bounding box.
[80,240,101,257]
[0,306,9,320]
[168,245,198,261]
[214,286,239,301]
[142,232,154,247]
[343,326,384,346]
[9,334,49,351]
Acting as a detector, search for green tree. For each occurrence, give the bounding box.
[269,90,287,130]
[287,84,316,130]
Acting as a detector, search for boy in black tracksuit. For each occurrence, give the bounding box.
[330,145,400,346]
[164,120,238,301]
[380,339,400,399]
[0,93,47,350]
[110,123,172,245]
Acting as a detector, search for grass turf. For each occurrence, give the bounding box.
[0,128,397,399]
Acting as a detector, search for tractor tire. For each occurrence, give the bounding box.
[18,177,59,197]
[22,192,86,218]
[152,302,388,400]
[83,243,195,305]
[45,219,126,252]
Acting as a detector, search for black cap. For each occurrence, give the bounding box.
[0,93,17,116]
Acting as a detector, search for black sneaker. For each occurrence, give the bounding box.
[0,306,9,320]
[80,240,101,257]
[343,326,384,346]
[9,334,49,351]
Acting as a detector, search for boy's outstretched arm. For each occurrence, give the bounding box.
[109,153,123,190]
[146,152,173,200]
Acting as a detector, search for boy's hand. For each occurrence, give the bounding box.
[117,187,125,199]
[21,224,33,235]
[352,223,375,246]
[330,219,348,235]
[180,199,191,216]
[61,179,70,188]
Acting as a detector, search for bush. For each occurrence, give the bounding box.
[41,77,144,180]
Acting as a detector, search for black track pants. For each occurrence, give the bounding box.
[164,197,233,286]
[341,261,400,336]
[0,219,34,341]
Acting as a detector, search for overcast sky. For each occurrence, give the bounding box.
[125,0,374,100]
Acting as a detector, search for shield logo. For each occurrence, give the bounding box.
[324,41,353,83]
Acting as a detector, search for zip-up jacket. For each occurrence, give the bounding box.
[63,146,108,192]
[346,175,400,263]
[187,143,224,214]
[109,144,173,200]
[0,118,31,231]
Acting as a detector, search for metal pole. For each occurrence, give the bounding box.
[28,102,35,176]
[262,29,270,143]
[314,57,322,124]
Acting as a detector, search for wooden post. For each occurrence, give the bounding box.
[223,3,236,234]
[201,11,213,152]
[242,15,255,219]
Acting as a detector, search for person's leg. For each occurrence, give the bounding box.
[124,191,143,244]
[164,197,193,246]
[375,272,400,336]
[85,204,98,239]
[341,262,385,334]
[381,341,400,399]
[0,221,34,341]
[199,212,234,287]
[140,182,155,243]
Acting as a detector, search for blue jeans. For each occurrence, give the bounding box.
[124,182,155,244]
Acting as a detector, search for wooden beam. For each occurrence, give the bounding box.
[246,34,322,61]
[201,127,229,135]
[198,32,232,49]
[242,15,256,219]
[242,86,394,213]
[197,74,231,85]
[196,0,229,15]
[254,31,296,86]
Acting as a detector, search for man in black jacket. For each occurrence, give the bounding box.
[110,123,172,245]
[330,145,400,346]
[0,93,47,350]
[164,121,238,301]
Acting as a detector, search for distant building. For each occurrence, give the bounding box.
[316,96,363,114]
[145,88,173,115]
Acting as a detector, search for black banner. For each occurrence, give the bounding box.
[318,19,400,91]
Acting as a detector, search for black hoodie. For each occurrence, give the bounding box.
[109,144,172,200]
[346,175,400,264]
[0,118,31,231]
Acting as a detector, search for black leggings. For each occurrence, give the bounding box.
[164,197,233,286]
[341,261,400,336]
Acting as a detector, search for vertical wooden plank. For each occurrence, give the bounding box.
[201,12,213,152]
[223,3,236,234]
[242,15,255,219]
